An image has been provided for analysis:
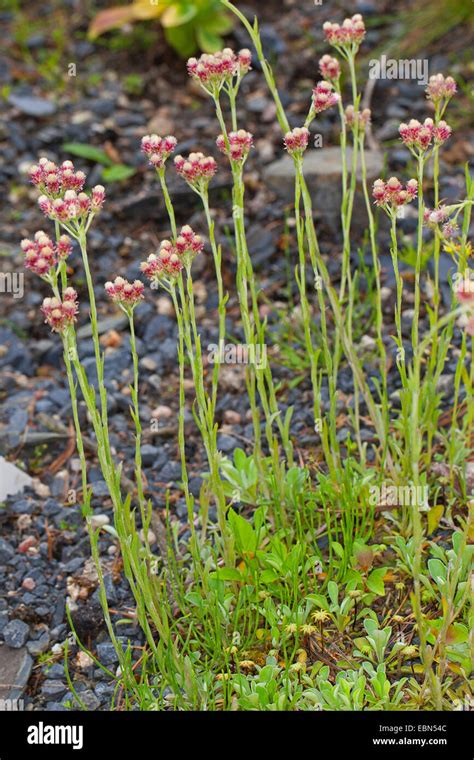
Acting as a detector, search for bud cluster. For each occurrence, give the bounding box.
[318,55,341,82]
[187,48,252,89]
[38,186,105,222]
[426,74,457,106]
[372,177,418,208]
[174,152,217,190]
[312,81,340,114]
[399,118,452,153]
[21,231,73,277]
[141,134,178,169]
[29,158,86,195]
[323,15,366,48]
[41,288,79,333]
[456,278,474,336]
[216,130,253,163]
[141,226,203,283]
[105,277,144,308]
[345,105,371,132]
[283,127,310,156]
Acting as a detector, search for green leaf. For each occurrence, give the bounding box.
[195,25,223,52]
[427,505,443,534]
[228,508,256,555]
[161,3,198,28]
[366,568,386,596]
[102,164,136,182]
[62,143,114,166]
[200,11,234,35]
[327,581,339,606]
[331,541,344,559]
[428,558,447,584]
[213,568,242,582]
[164,24,198,57]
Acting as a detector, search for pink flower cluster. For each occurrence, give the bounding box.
[312,81,339,114]
[29,158,86,195]
[38,186,105,222]
[41,288,79,333]
[284,127,310,156]
[426,74,457,104]
[423,206,449,226]
[323,15,366,48]
[318,55,341,82]
[187,48,252,88]
[345,105,371,131]
[216,130,253,163]
[21,231,73,276]
[372,177,418,208]
[105,277,144,308]
[399,118,452,152]
[174,152,217,188]
[456,279,474,336]
[423,206,458,239]
[141,134,177,169]
[141,226,203,282]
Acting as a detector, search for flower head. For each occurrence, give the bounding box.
[455,278,474,305]
[174,225,204,263]
[426,74,456,105]
[141,134,177,169]
[283,127,310,156]
[399,118,451,154]
[345,105,371,132]
[105,277,144,308]
[216,130,253,164]
[187,48,251,90]
[423,205,450,228]
[41,289,78,333]
[312,81,339,114]
[372,177,418,210]
[21,231,73,277]
[318,54,341,82]
[29,158,86,195]
[323,14,366,50]
[174,152,217,190]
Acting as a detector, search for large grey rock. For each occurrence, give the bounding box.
[263,146,384,237]
[3,620,30,649]
[0,646,33,702]
[0,457,32,501]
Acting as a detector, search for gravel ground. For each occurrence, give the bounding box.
[0,0,472,709]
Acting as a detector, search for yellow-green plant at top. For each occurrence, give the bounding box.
[89,0,234,57]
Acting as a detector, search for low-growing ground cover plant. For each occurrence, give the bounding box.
[18,4,473,711]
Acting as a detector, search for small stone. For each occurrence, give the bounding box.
[27,631,50,656]
[217,434,238,454]
[8,93,56,117]
[223,410,241,424]
[3,619,30,648]
[21,577,36,591]
[41,680,67,699]
[90,514,110,530]
[75,651,94,670]
[0,538,14,564]
[152,406,173,424]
